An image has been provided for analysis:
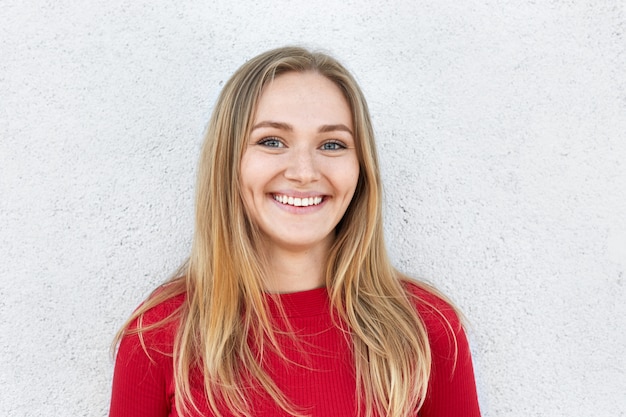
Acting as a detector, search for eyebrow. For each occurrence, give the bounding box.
[252,121,293,131]
[319,124,353,136]
[251,121,353,136]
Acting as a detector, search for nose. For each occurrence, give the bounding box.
[284,146,321,184]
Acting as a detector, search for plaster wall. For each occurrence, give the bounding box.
[1,1,625,416]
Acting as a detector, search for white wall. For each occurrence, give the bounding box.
[1,1,625,416]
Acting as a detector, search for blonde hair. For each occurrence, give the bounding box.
[115,46,456,417]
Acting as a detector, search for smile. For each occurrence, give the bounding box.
[273,194,324,207]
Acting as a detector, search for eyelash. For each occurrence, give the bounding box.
[257,137,284,148]
[257,137,347,151]
[320,140,347,151]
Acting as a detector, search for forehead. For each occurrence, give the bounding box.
[253,71,353,128]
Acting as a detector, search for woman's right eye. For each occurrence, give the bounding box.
[258,137,284,148]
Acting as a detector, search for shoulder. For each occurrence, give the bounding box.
[111,291,186,416]
[401,280,465,356]
[402,280,462,325]
[138,291,186,328]
[401,281,482,415]
[122,291,187,357]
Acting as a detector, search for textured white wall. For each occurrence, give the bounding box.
[1,1,625,416]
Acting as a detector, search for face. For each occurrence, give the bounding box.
[240,71,360,254]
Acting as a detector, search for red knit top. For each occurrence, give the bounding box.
[110,283,481,416]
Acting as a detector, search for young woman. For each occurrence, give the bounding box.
[110,46,481,417]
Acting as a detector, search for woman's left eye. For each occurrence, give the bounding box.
[320,141,346,151]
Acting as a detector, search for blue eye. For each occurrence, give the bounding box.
[258,137,283,148]
[321,141,346,151]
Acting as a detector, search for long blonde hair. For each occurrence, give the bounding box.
[115,46,454,417]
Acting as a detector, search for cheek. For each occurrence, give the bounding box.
[344,162,361,206]
[239,186,261,228]
[346,160,360,192]
[240,154,262,192]
[239,156,257,212]
[327,156,359,189]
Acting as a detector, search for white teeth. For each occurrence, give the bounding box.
[273,194,323,207]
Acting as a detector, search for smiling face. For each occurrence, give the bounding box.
[240,71,360,254]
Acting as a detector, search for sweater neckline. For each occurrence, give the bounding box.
[265,287,330,318]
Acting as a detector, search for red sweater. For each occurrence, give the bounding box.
[110,283,481,416]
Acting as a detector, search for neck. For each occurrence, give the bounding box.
[263,241,331,293]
